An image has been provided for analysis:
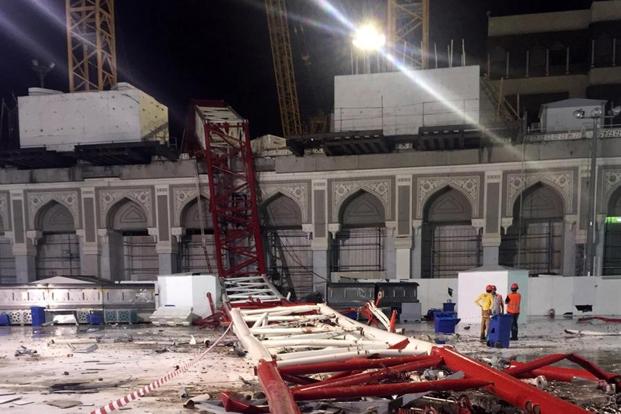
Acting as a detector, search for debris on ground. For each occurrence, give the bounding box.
[46,399,82,409]
[68,343,99,353]
[0,395,21,405]
[14,346,37,357]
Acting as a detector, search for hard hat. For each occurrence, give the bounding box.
[485,284,493,291]
[511,283,519,290]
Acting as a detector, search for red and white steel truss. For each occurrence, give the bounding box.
[194,102,620,413]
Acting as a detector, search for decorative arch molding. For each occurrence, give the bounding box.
[261,192,303,228]
[601,168,621,214]
[171,185,210,227]
[331,177,392,223]
[180,196,212,229]
[98,187,154,228]
[339,190,386,227]
[415,176,480,220]
[26,190,81,230]
[260,181,310,223]
[505,170,574,217]
[0,191,9,232]
[36,201,75,233]
[107,198,150,231]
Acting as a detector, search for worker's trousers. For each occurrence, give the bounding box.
[480,309,491,340]
[509,312,519,340]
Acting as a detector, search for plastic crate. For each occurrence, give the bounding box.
[434,316,460,334]
[487,314,513,348]
[442,302,456,312]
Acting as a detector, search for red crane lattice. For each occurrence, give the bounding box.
[193,103,266,279]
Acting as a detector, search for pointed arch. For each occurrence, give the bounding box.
[339,190,385,228]
[513,182,564,219]
[423,186,473,223]
[36,201,76,233]
[607,186,621,217]
[180,196,212,230]
[107,198,149,231]
[261,192,302,229]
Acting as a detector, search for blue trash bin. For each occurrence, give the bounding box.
[30,306,46,327]
[434,315,460,334]
[88,311,104,325]
[0,313,9,326]
[487,314,513,348]
[442,302,456,312]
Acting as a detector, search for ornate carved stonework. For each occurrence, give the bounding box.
[0,192,9,231]
[260,181,310,223]
[331,178,392,222]
[171,185,209,226]
[99,187,153,227]
[415,175,480,219]
[505,171,573,216]
[27,190,80,229]
[602,169,621,205]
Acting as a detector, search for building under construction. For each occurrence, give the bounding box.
[1,1,621,413]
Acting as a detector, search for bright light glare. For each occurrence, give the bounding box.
[352,23,385,51]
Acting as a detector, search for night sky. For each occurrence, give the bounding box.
[0,0,595,141]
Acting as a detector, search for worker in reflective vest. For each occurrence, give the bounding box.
[475,285,493,341]
[505,283,522,340]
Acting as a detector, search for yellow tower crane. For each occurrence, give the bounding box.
[65,0,117,91]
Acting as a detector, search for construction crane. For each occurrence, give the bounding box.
[387,0,430,69]
[65,0,117,91]
[265,0,303,137]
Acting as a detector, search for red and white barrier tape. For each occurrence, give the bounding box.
[90,323,232,414]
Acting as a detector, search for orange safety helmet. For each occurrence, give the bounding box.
[511,283,519,290]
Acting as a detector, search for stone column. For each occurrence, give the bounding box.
[79,188,100,277]
[395,175,412,278]
[311,180,329,296]
[10,191,36,283]
[155,185,176,274]
[594,214,606,276]
[411,220,423,278]
[384,222,397,279]
[99,229,124,281]
[563,215,578,275]
[482,172,502,266]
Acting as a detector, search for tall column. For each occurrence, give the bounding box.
[594,214,606,276]
[563,215,578,276]
[411,220,423,278]
[482,172,502,265]
[99,229,124,281]
[80,188,100,277]
[155,185,176,274]
[395,175,412,278]
[384,223,397,279]
[311,179,329,296]
[576,165,590,275]
[10,190,36,283]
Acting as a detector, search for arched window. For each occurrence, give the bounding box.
[603,187,621,275]
[178,197,215,274]
[35,201,80,279]
[421,187,481,278]
[262,194,312,298]
[333,191,385,277]
[107,199,157,280]
[499,183,564,275]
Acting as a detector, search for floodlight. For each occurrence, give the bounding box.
[352,22,386,52]
[573,109,585,119]
[591,107,603,118]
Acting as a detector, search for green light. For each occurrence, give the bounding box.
[606,216,621,224]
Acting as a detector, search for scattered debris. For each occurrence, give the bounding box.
[14,345,37,357]
[46,399,82,409]
[13,400,33,406]
[0,396,21,405]
[68,343,98,353]
[189,335,197,345]
[178,387,189,399]
[565,329,621,336]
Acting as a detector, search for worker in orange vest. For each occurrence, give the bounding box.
[474,285,493,341]
[505,283,522,340]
